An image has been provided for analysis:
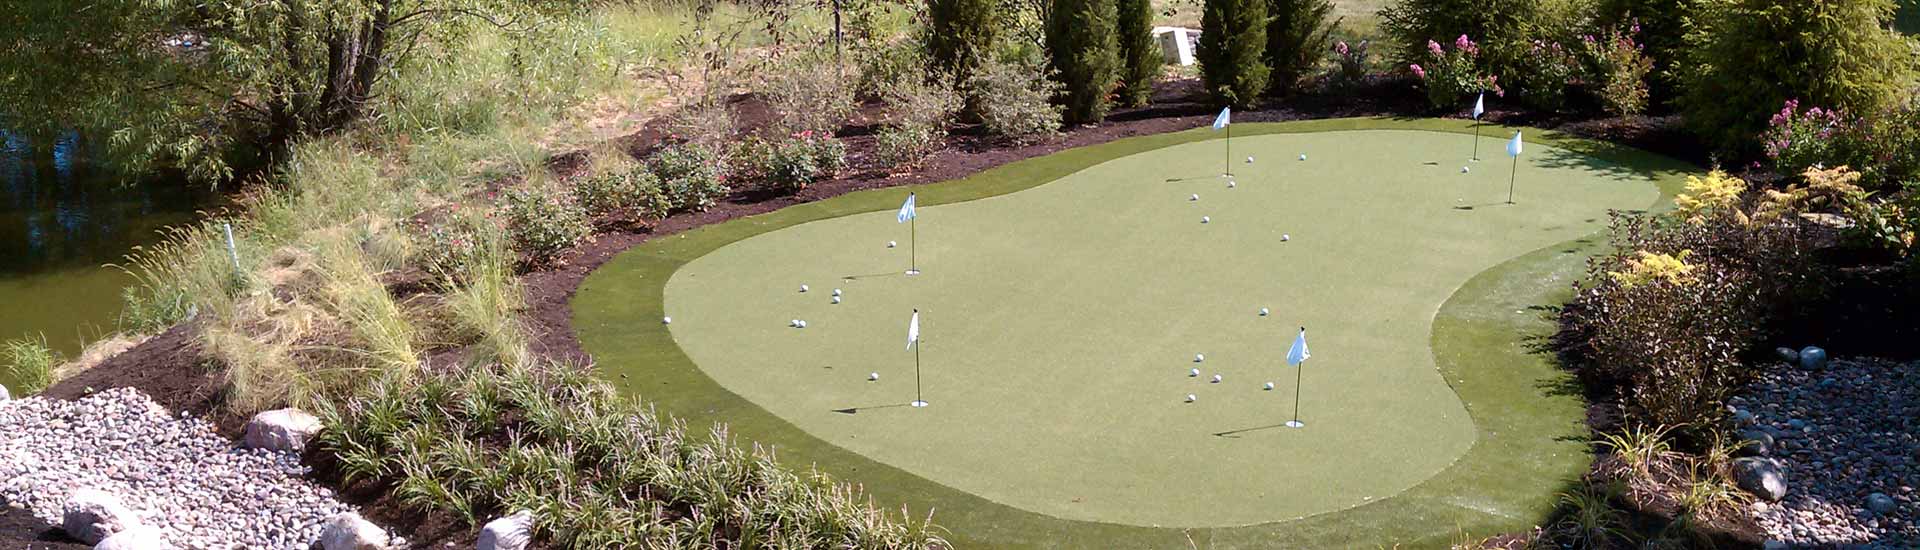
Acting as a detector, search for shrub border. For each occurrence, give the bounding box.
[573,117,1694,548]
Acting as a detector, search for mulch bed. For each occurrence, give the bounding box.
[5,75,1730,548]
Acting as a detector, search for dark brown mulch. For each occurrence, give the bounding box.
[0,508,87,549]
[37,321,241,435]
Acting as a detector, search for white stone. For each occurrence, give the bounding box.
[1151,27,1202,66]
[63,488,143,545]
[317,512,389,550]
[1201,216,1210,223]
[477,510,535,550]
[1211,374,1222,383]
[0,383,9,401]
[1264,382,1275,390]
[1185,394,1197,403]
[243,408,324,452]
[93,525,168,550]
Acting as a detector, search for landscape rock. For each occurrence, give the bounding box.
[1775,347,1800,364]
[1799,346,1828,369]
[243,408,324,452]
[1867,493,1896,515]
[1742,357,1919,547]
[62,488,143,544]
[1735,457,1789,502]
[94,525,169,550]
[1,383,10,401]
[1737,429,1774,457]
[318,512,389,550]
[477,510,535,550]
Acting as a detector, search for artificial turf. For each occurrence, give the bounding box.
[573,118,1695,548]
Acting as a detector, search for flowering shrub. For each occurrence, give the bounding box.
[967,56,1064,141]
[574,164,669,222]
[1411,35,1501,109]
[1327,40,1372,91]
[412,207,507,284]
[1578,27,1652,116]
[649,142,730,212]
[1761,100,1872,179]
[1511,39,1579,112]
[501,184,592,266]
[751,132,848,193]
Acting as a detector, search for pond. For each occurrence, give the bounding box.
[0,130,212,390]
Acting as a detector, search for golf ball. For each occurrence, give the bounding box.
[1186,394,1197,403]
[833,288,842,296]
[831,296,841,304]
[1190,193,1200,201]
[797,320,808,328]
[1211,374,1223,383]
[1246,156,1255,164]
[1462,166,1471,173]
[799,284,809,293]
[663,316,672,324]
[1265,382,1276,390]
[1201,216,1211,224]
[870,372,880,381]
[888,241,897,248]
[1227,181,1236,188]
[1299,153,1308,161]
[1189,368,1201,377]
[791,319,800,327]
[1195,353,1205,362]
[1259,307,1270,316]
[1282,234,1291,241]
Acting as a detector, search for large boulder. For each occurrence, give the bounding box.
[1733,457,1789,502]
[62,488,144,545]
[1736,429,1774,457]
[243,408,323,452]
[317,512,389,550]
[476,510,535,550]
[94,525,168,550]
[1799,346,1829,369]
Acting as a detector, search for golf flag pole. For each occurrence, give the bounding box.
[1471,93,1485,161]
[1285,327,1311,428]
[1212,107,1232,178]
[1505,131,1523,204]
[908,309,926,407]
[897,193,919,275]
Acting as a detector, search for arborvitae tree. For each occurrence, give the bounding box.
[927,0,997,82]
[1197,0,1271,107]
[1116,0,1162,106]
[1264,0,1338,95]
[1045,0,1122,123]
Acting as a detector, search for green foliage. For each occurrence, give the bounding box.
[1677,0,1917,151]
[763,53,858,135]
[1410,36,1503,109]
[967,56,1066,140]
[747,132,849,192]
[927,0,999,82]
[1116,0,1162,107]
[1045,0,1123,123]
[1327,40,1375,91]
[1578,27,1653,116]
[648,142,732,212]
[573,159,670,222]
[1510,39,1579,111]
[411,208,494,285]
[1377,0,1542,84]
[501,184,592,266]
[1265,0,1341,95]
[1,337,59,396]
[1594,0,1699,99]
[1198,0,1273,107]
[874,75,963,166]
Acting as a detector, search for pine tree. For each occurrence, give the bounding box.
[1115,0,1162,107]
[1045,0,1122,123]
[926,0,997,83]
[1197,0,1271,108]
[1265,0,1337,95]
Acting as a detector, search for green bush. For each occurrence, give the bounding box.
[1378,0,1542,82]
[763,54,858,135]
[1578,27,1653,116]
[1410,35,1502,109]
[573,163,665,219]
[2,337,59,396]
[1326,39,1374,91]
[1197,0,1271,107]
[1510,39,1579,112]
[1116,0,1162,107]
[967,56,1065,140]
[411,209,491,284]
[927,0,997,82]
[501,184,592,266]
[875,76,962,166]
[648,142,731,212]
[750,132,849,192]
[1045,0,1122,123]
[1265,0,1339,95]
[1678,0,1915,151]
[1594,0,1698,100]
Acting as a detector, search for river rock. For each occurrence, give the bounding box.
[62,488,144,544]
[1735,457,1789,501]
[1866,492,1896,515]
[1799,346,1829,369]
[476,510,535,550]
[94,525,168,550]
[242,408,323,452]
[1775,347,1800,364]
[1738,429,1775,457]
[318,512,389,550]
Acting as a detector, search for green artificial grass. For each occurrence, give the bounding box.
[574,117,1694,548]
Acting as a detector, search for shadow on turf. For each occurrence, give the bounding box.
[841,271,905,281]
[831,403,914,414]
[1210,423,1297,438]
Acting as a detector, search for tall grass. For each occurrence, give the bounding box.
[2,336,60,395]
[445,219,531,367]
[316,231,420,377]
[117,219,262,333]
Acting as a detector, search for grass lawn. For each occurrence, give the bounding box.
[574,118,1695,548]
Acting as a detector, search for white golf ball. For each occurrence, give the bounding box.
[1282,234,1291,241]
[1186,394,1197,403]
[1190,193,1200,201]
[1201,216,1211,224]
[1211,374,1223,383]
[1299,153,1308,161]
[799,284,809,293]
[1227,181,1236,188]
[1189,368,1200,377]
[831,296,841,304]
[1195,353,1205,363]
[1462,166,1471,173]
[1265,382,1276,390]
[1259,307,1270,316]
[832,288,842,296]
[1246,156,1255,164]
[790,319,800,327]
[888,241,897,248]
[870,372,880,381]
[797,320,807,328]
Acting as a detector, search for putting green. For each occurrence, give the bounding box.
[576,118,1694,547]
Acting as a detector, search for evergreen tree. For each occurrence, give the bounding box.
[1045,0,1123,123]
[1264,0,1338,95]
[1197,0,1271,108]
[1116,0,1162,107]
[927,0,998,83]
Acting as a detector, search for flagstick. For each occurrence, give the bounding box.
[1507,154,1518,204]
[1471,120,1481,161]
[912,333,927,408]
[907,214,919,275]
[1287,325,1307,428]
[1224,121,1233,178]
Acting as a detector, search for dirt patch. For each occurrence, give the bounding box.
[0,508,86,550]
[39,321,237,434]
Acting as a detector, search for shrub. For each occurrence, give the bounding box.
[875,75,962,167]
[1578,27,1652,116]
[1326,39,1373,91]
[1509,39,1578,112]
[573,160,668,222]
[1197,0,1271,107]
[763,54,857,135]
[1116,0,1161,107]
[1045,0,1122,124]
[2,337,59,396]
[500,184,592,265]
[1678,0,1914,151]
[412,208,494,284]
[1378,0,1541,81]
[1410,35,1502,109]
[857,36,931,98]
[927,0,997,82]
[648,142,731,212]
[1760,101,1874,181]
[967,56,1065,140]
[751,132,849,193]
[1264,0,1339,95]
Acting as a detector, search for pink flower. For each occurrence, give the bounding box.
[1427,40,1444,57]
[1334,41,1349,56]
[1409,64,1427,79]
[1455,34,1478,56]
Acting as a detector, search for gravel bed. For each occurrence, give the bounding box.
[0,388,357,549]
[1733,357,1919,548]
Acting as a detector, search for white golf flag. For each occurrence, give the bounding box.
[897,193,917,223]
[906,310,920,350]
[1212,107,1231,130]
[1286,328,1311,366]
[1506,131,1523,157]
[1472,93,1485,120]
